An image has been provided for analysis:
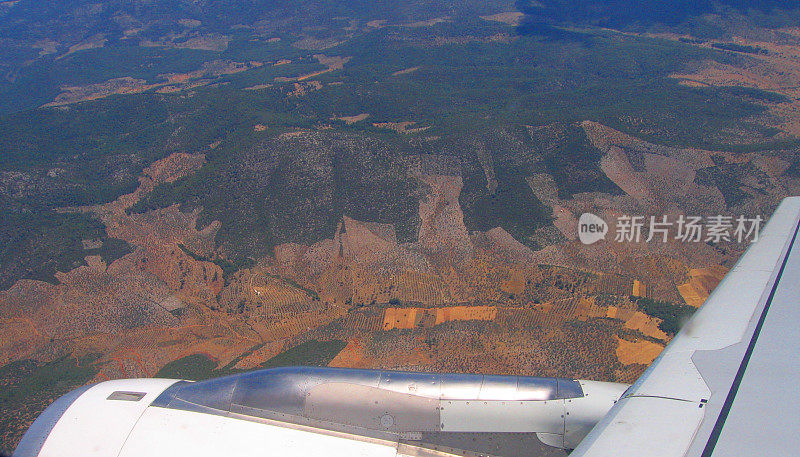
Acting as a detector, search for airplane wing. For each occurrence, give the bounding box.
[11,366,626,457]
[572,196,800,457]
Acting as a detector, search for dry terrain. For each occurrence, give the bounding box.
[4,9,800,453]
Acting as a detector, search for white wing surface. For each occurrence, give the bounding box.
[12,367,623,457]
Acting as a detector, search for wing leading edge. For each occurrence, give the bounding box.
[572,196,800,457]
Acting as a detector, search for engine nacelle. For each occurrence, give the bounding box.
[13,367,629,456]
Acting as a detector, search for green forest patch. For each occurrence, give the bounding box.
[1,14,795,288]
[0,212,132,290]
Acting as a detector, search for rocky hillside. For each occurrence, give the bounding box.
[2,1,800,453]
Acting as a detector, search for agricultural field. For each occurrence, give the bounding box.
[2,0,800,454]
